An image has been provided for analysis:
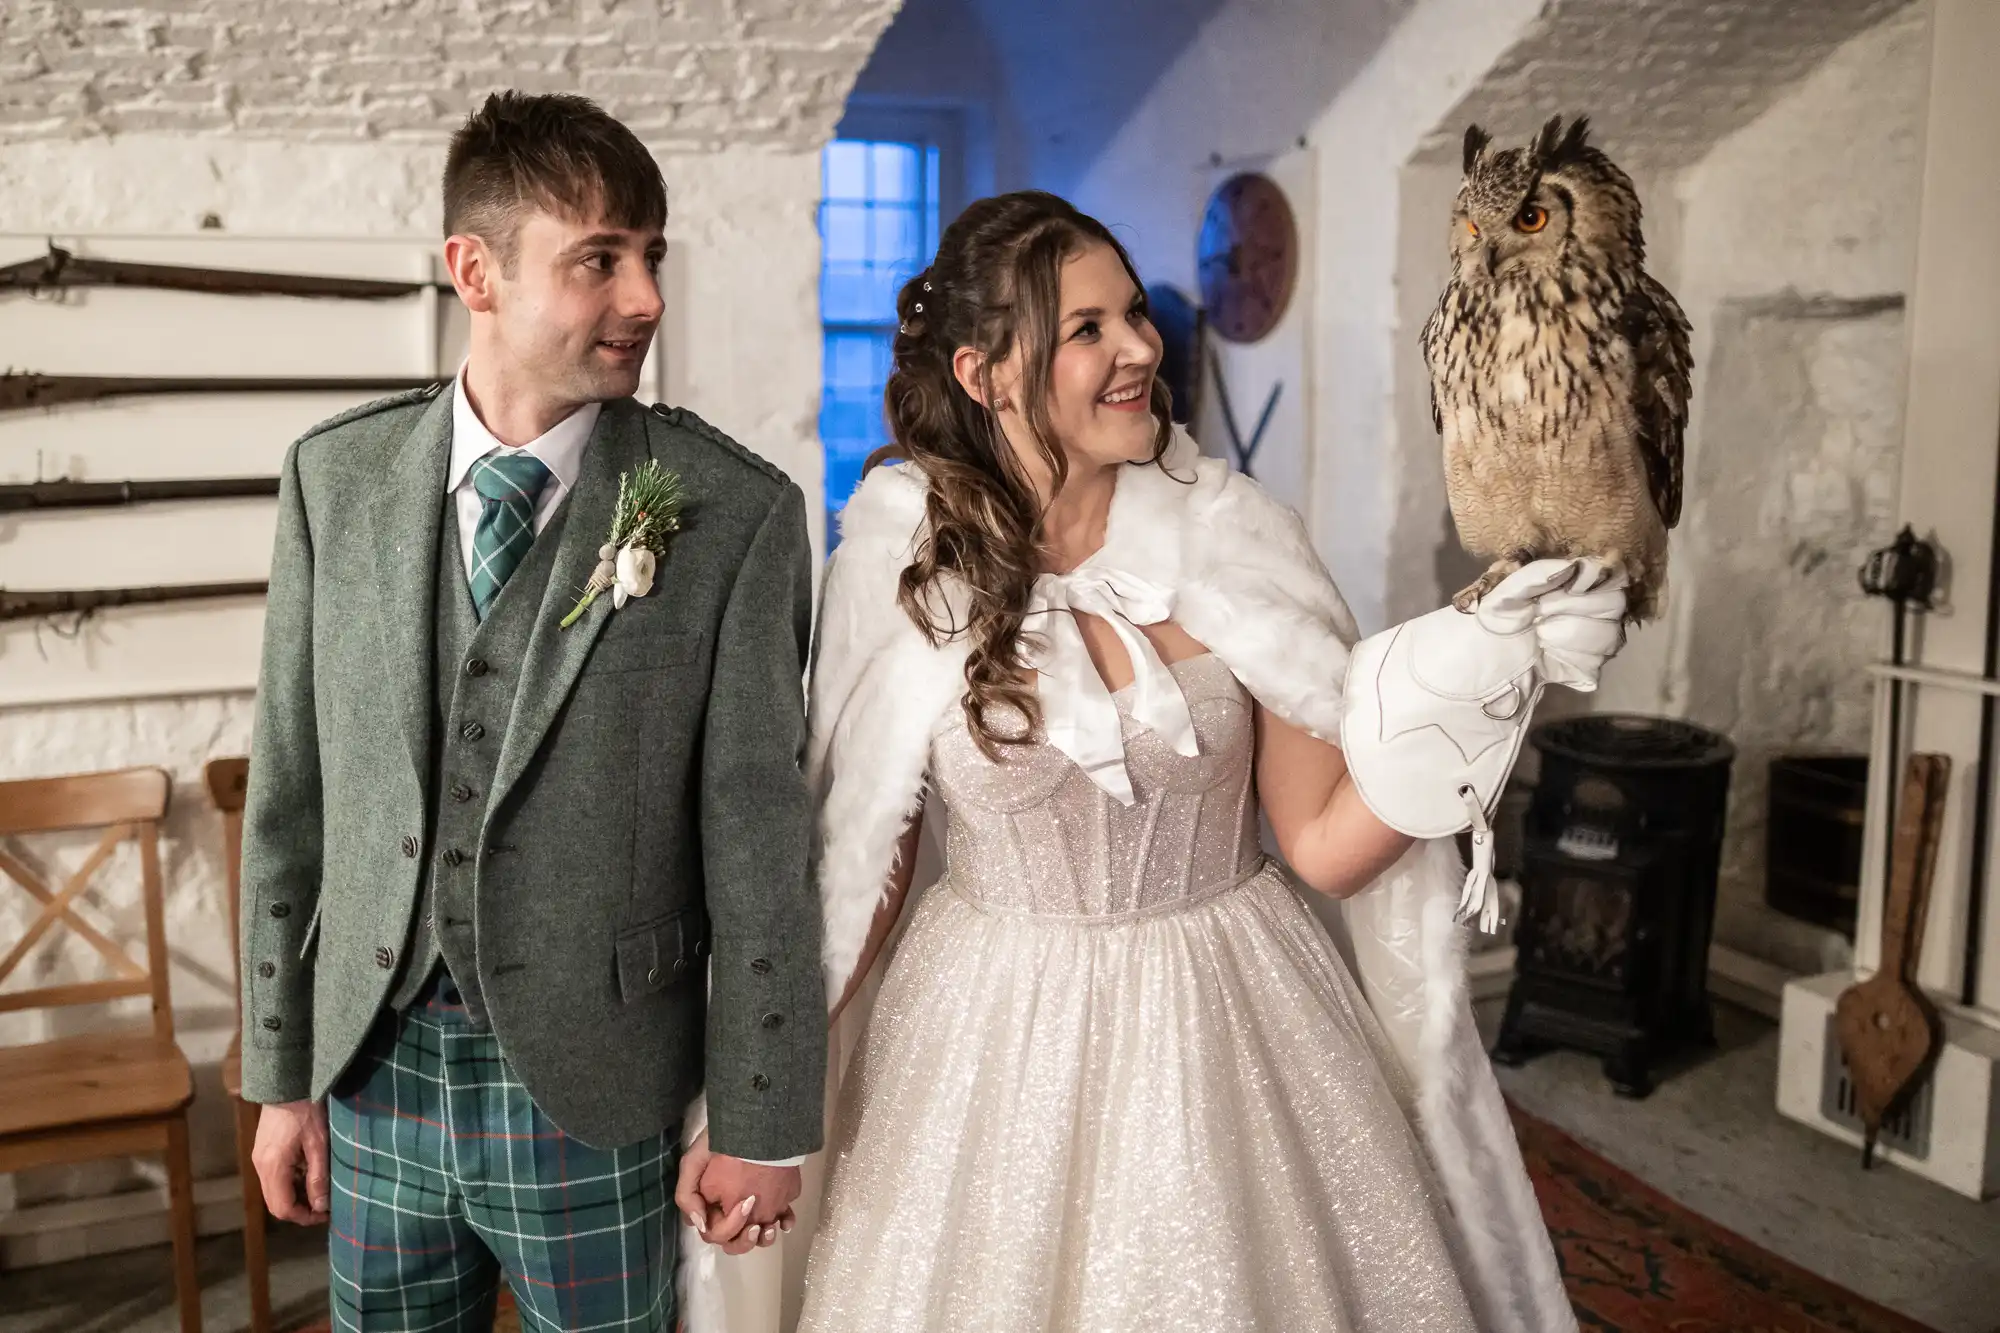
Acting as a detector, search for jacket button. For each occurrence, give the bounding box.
[461,721,485,741]
[450,783,474,803]
[761,1012,784,1030]
[257,961,276,979]
[442,848,466,867]
[749,957,772,975]
[401,835,419,858]
[375,945,396,969]
[269,902,290,918]
[465,658,489,677]
[749,1073,770,1091]
[261,1016,282,1031]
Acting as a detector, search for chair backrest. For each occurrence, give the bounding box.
[0,767,175,1039]
[203,757,249,996]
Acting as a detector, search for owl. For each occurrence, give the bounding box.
[1420,115,1692,623]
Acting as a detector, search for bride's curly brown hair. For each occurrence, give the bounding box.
[869,190,1173,758]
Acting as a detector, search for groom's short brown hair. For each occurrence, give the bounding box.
[443,91,667,272]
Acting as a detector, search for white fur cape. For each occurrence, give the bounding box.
[684,428,1575,1333]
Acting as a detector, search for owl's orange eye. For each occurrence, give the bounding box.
[1464,219,1480,239]
[1514,204,1549,233]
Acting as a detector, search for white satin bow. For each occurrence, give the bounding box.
[1023,565,1200,805]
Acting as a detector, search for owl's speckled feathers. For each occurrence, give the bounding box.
[1421,115,1692,622]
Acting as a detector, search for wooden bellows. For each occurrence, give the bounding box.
[1833,752,1951,1168]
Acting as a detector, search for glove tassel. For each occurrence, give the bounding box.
[1454,783,1502,935]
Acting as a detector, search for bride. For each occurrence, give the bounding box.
[688,190,1620,1332]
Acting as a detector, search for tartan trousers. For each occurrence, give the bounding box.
[327,976,681,1332]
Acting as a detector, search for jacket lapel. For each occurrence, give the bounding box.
[367,389,454,788]
[488,399,649,814]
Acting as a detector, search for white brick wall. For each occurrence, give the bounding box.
[1,0,899,148]
[0,0,898,1240]
[1412,0,1915,168]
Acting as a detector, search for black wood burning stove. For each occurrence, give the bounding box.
[1492,714,1736,1097]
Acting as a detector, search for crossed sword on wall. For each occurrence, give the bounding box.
[1207,346,1282,478]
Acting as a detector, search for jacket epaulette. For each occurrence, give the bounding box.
[298,382,445,443]
[649,402,790,486]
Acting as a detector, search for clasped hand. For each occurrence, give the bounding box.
[674,1131,801,1255]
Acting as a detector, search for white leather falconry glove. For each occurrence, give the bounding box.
[1340,558,1630,933]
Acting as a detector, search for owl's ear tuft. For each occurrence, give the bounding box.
[1534,115,1594,168]
[1461,123,1491,175]
[1532,115,1565,165]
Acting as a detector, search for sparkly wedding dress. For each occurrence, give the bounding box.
[794,652,1482,1332]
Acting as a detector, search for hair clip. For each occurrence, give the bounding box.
[922,280,934,293]
[912,301,924,314]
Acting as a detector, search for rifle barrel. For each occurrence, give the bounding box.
[0,477,281,512]
[0,373,437,411]
[0,245,450,300]
[1,581,269,622]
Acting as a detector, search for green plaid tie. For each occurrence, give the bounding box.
[467,452,553,619]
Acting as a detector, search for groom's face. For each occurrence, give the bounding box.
[489,203,667,405]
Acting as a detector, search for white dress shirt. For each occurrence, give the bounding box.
[448,373,803,1169]
[446,372,602,575]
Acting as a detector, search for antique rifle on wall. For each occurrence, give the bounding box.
[1,477,279,512]
[0,243,451,300]
[1,372,436,412]
[1,581,267,623]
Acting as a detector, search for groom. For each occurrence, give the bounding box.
[239,91,823,1330]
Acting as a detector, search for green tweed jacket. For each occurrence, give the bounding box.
[238,386,824,1158]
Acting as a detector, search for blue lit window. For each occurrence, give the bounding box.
[818,133,946,544]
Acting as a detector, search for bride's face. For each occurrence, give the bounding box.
[987,240,1164,479]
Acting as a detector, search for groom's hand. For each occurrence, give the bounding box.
[675,1133,798,1255]
[250,1098,331,1225]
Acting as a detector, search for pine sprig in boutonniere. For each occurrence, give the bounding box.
[560,460,687,628]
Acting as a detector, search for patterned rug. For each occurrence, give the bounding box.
[1511,1103,1942,1332]
[294,1113,1936,1333]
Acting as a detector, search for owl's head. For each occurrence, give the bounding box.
[1449,115,1643,281]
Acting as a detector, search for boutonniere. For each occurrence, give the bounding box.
[560,460,687,629]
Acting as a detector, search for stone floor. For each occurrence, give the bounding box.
[0,1222,329,1333]
[2,1002,1997,1333]
[1481,1000,2000,1333]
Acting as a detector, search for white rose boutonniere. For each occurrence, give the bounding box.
[560,459,686,628]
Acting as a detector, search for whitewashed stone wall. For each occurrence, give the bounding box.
[0,0,899,1230]
[1671,7,1929,974]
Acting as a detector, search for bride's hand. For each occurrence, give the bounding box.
[675,1130,794,1253]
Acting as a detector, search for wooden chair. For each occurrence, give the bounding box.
[0,766,200,1332]
[205,755,273,1333]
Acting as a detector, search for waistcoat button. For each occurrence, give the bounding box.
[749,1073,770,1092]
[450,783,474,803]
[261,1016,282,1031]
[442,848,466,868]
[256,961,276,979]
[461,722,485,741]
[401,835,419,858]
[269,902,290,918]
[375,946,396,969]
[466,658,489,677]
